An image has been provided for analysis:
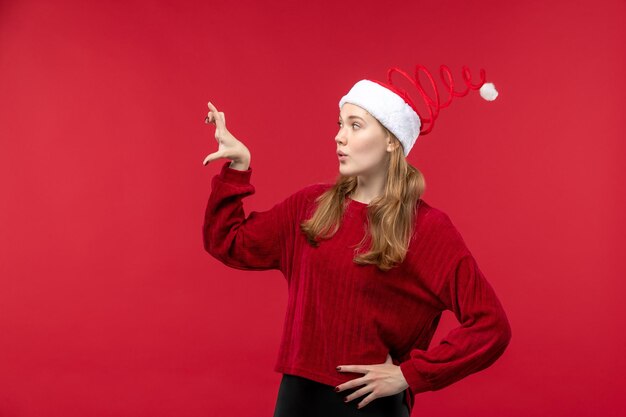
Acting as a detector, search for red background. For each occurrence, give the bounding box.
[1,0,624,416]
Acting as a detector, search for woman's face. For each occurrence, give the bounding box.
[336,103,394,177]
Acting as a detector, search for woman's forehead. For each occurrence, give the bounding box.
[339,103,370,120]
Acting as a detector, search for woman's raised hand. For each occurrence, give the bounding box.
[203,101,251,169]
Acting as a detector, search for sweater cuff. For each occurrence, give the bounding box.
[219,160,252,184]
[399,360,433,394]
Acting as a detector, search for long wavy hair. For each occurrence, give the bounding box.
[300,125,426,272]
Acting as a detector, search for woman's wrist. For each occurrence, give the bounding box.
[229,157,250,171]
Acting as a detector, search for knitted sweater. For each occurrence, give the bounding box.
[203,161,512,413]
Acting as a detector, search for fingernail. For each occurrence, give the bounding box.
[344,397,348,403]
[334,386,339,392]
[336,366,341,371]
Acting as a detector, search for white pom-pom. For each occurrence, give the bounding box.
[479,82,498,101]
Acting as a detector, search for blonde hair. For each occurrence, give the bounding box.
[300,125,426,272]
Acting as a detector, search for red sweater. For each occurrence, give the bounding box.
[203,161,512,413]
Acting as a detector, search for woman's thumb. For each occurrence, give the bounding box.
[202,151,224,166]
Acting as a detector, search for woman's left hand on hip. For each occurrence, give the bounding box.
[335,353,409,409]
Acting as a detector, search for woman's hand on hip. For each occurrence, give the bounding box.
[203,101,251,169]
[335,353,409,410]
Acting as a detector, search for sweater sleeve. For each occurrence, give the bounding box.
[202,161,293,272]
[399,252,512,395]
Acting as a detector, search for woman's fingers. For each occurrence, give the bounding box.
[207,101,226,130]
[204,101,239,166]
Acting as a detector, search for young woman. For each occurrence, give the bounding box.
[202,67,511,417]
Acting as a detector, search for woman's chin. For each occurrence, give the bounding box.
[339,164,353,176]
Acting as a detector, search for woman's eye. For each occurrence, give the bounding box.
[337,122,359,129]
[352,123,360,129]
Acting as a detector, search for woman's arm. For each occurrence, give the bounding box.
[202,101,297,272]
[399,252,512,395]
[203,161,292,272]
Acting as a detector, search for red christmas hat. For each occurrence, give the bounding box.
[339,64,498,155]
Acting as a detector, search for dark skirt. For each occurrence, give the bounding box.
[273,373,410,417]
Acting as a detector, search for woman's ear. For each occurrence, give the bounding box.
[387,142,401,153]
[386,134,400,152]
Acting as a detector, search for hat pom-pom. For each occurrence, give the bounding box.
[479,82,498,101]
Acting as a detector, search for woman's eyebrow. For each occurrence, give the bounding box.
[338,115,365,121]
